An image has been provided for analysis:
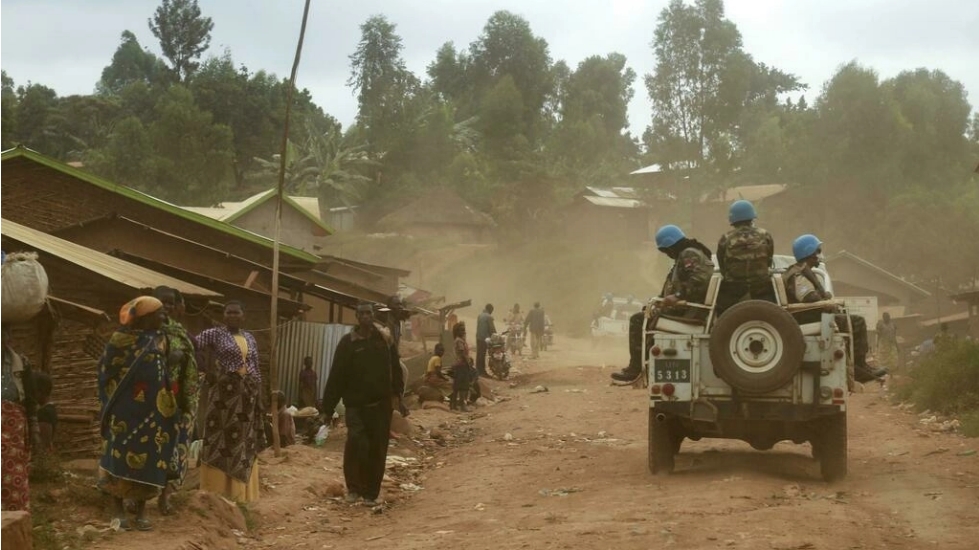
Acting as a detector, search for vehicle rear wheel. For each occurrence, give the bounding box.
[648,409,676,475]
[709,300,805,394]
[818,413,847,482]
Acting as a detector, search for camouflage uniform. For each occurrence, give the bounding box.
[715,224,776,315]
[626,245,714,376]
[783,262,874,385]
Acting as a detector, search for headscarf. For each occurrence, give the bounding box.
[119,296,163,326]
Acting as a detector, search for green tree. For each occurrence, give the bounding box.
[348,15,418,156]
[148,0,214,82]
[98,31,169,94]
[644,0,801,179]
[12,83,60,155]
[2,71,18,148]
[548,53,638,183]
[147,85,234,204]
[885,68,973,188]
[469,11,554,145]
[85,116,156,189]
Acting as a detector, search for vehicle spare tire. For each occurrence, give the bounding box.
[709,300,805,394]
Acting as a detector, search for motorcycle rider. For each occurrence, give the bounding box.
[784,234,887,385]
[611,225,714,382]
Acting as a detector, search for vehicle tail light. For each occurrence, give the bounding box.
[651,385,661,395]
[650,346,662,357]
[662,383,675,397]
[833,388,844,398]
[834,349,845,360]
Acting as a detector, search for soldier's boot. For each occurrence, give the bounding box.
[611,355,642,382]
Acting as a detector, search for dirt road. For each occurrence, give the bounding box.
[78,336,978,550]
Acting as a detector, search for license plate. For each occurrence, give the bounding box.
[654,359,691,383]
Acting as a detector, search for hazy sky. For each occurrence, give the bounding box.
[2,0,977,134]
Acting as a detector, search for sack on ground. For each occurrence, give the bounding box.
[1,251,49,322]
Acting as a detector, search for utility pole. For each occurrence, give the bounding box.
[269,0,313,458]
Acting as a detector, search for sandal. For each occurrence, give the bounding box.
[134,518,153,531]
[158,497,173,516]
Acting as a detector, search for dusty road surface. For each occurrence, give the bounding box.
[71,336,978,550]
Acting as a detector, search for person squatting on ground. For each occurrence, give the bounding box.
[715,200,776,316]
[320,303,404,506]
[784,234,888,385]
[450,322,476,411]
[194,300,264,504]
[1,327,40,512]
[525,302,546,359]
[97,296,178,531]
[611,225,714,382]
[476,303,497,378]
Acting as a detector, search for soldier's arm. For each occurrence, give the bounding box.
[766,231,775,265]
[677,250,713,303]
[716,235,727,272]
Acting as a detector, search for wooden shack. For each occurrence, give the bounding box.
[1,219,221,458]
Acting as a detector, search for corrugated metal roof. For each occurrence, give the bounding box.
[827,251,931,298]
[630,164,663,175]
[1,219,221,298]
[702,184,788,203]
[582,196,644,209]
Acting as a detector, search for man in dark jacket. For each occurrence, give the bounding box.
[475,304,496,378]
[321,303,404,507]
[611,225,714,382]
[524,303,546,359]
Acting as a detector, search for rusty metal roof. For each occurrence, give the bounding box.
[582,195,645,209]
[1,219,221,298]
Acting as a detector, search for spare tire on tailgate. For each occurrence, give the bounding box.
[709,300,804,394]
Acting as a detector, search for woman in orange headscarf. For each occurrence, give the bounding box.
[97,296,177,531]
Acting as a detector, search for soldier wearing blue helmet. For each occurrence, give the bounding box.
[715,200,776,316]
[784,234,886,384]
[611,225,714,383]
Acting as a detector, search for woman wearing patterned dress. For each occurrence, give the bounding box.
[194,301,263,503]
[97,296,178,531]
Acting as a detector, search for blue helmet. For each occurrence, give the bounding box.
[728,200,757,224]
[655,224,685,249]
[792,234,823,262]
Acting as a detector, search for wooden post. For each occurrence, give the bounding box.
[269,0,313,458]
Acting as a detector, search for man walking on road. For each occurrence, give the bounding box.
[321,303,404,506]
[475,304,497,378]
[524,302,546,359]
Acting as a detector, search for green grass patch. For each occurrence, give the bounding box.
[893,339,979,435]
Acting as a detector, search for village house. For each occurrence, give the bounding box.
[374,189,496,244]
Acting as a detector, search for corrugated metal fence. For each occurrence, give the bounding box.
[276,321,352,407]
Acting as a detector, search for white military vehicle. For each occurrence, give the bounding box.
[590,295,643,339]
[645,256,852,481]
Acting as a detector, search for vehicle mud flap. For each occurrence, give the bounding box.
[691,399,720,434]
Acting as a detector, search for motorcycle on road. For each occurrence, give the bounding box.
[486,332,512,380]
